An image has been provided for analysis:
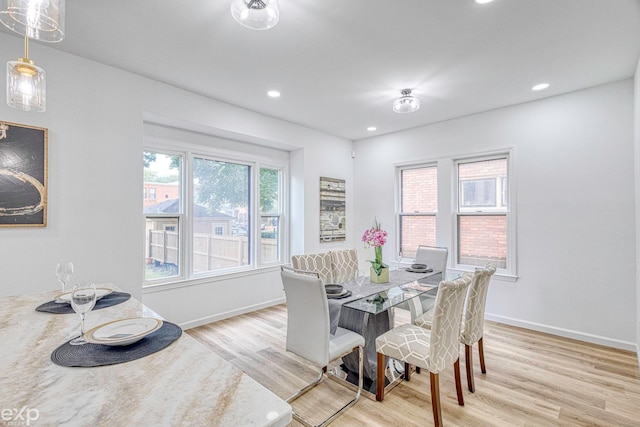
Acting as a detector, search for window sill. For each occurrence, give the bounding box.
[142,264,283,294]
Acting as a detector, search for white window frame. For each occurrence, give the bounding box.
[453,152,516,278]
[143,139,289,288]
[396,163,438,259]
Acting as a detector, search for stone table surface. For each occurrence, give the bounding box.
[0,286,292,427]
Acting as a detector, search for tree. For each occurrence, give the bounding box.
[193,158,249,213]
[260,168,279,212]
[143,151,156,168]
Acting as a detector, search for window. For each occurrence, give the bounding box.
[143,146,286,285]
[456,156,509,269]
[143,152,182,281]
[397,165,437,259]
[396,151,515,278]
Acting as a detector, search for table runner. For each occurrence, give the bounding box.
[51,321,182,367]
[35,292,131,314]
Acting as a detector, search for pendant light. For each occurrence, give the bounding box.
[0,0,65,42]
[230,0,279,30]
[392,89,420,114]
[6,35,45,112]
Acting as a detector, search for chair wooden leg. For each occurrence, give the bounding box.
[404,362,411,381]
[465,344,475,393]
[454,358,464,406]
[416,366,421,374]
[376,352,385,401]
[478,337,487,374]
[430,372,443,427]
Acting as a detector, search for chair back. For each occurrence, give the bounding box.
[461,263,497,345]
[291,252,333,282]
[415,245,448,276]
[281,267,330,367]
[330,249,358,282]
[428,274,473,372]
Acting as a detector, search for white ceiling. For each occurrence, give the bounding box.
[4,0,640,141]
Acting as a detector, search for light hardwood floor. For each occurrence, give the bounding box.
[187,304,640,426]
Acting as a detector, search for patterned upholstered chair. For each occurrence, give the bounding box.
[330,249,359,282]
[291,252,334,282]
[281,267,364,426]
[415,263,497,392]
[375,275,472,427]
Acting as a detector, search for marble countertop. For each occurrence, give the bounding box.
[0,286,291,426]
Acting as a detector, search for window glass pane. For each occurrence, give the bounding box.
[145,217,180,280]
[400,215,436,258]
[192,157,250,273]
[260,215,280,263]
[457,215,507,268]
[260,167,280,214]
[143,152,180,212]
[458,158,507,211]
[401,167,437,213]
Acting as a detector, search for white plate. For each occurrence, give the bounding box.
[55,287,113,303]
[406,267,432,273]
[84,317,163,346]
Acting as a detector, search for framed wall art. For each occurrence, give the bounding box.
[0,121,48,227]
[319,176,345,242]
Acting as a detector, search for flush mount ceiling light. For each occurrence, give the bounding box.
[0,0,65,42]
[532,83,550,91]
[392,89,420,114]
[6,36,45,112]
[230,0,279,30]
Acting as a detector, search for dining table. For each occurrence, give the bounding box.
[326,268,446,397]
[0,285,292,426]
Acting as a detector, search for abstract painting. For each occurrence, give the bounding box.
[319,176,345,242]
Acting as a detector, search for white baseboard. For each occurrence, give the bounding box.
[485,313,637,352]
[178,297,287,330]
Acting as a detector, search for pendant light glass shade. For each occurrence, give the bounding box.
[6,37,45,112]
[393,89,420,113]
[0,0,65,42]
[230,0,279,30]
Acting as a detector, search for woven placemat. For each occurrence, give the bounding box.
[51,321,182,367]
[36,292,131,314]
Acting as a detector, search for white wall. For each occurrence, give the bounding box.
[354,80,637,350]
[634,60,640,362]
[0,33,355,327]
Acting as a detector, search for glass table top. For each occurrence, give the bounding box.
[343,274,442,315]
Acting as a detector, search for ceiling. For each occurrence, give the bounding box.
[4,0,640,141]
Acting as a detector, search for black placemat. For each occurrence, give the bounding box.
[51,321,182,367]
[36,292,131,314]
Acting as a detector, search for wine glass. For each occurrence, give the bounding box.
[354,269,367,297]
[55,261,74,293]
[69,284,97,346]
[395,251,403,271]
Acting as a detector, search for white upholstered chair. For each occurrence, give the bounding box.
[280,267,364,427]
[405,245,449,323]
[291,252,334,282]
[375,274,472,427]
[415,263,497,392]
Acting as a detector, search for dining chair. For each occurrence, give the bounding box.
[280,266,365,427]
[414,263,497,392]
[406,245,449,323]
[291,252,334,283]
[329,249,359,282]
[375,274,472,427]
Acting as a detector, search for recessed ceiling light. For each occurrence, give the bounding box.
[367,127,377,132]
[475,0,494,4]
[267,90,281,98]
[531,83,550,91]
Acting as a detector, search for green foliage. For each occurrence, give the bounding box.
[260,168,279,212]
[143,151,156,168]
[194,158,249,213]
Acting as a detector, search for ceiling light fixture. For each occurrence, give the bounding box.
[6,35,45,112]
[267,90,280,98]
[475,0,495,4]
[0,0,65,42]
[367,127,377,132]
[230,0,279,30]
[1,0,65,112]
[532,83,550,91]
[392,89,420,114]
